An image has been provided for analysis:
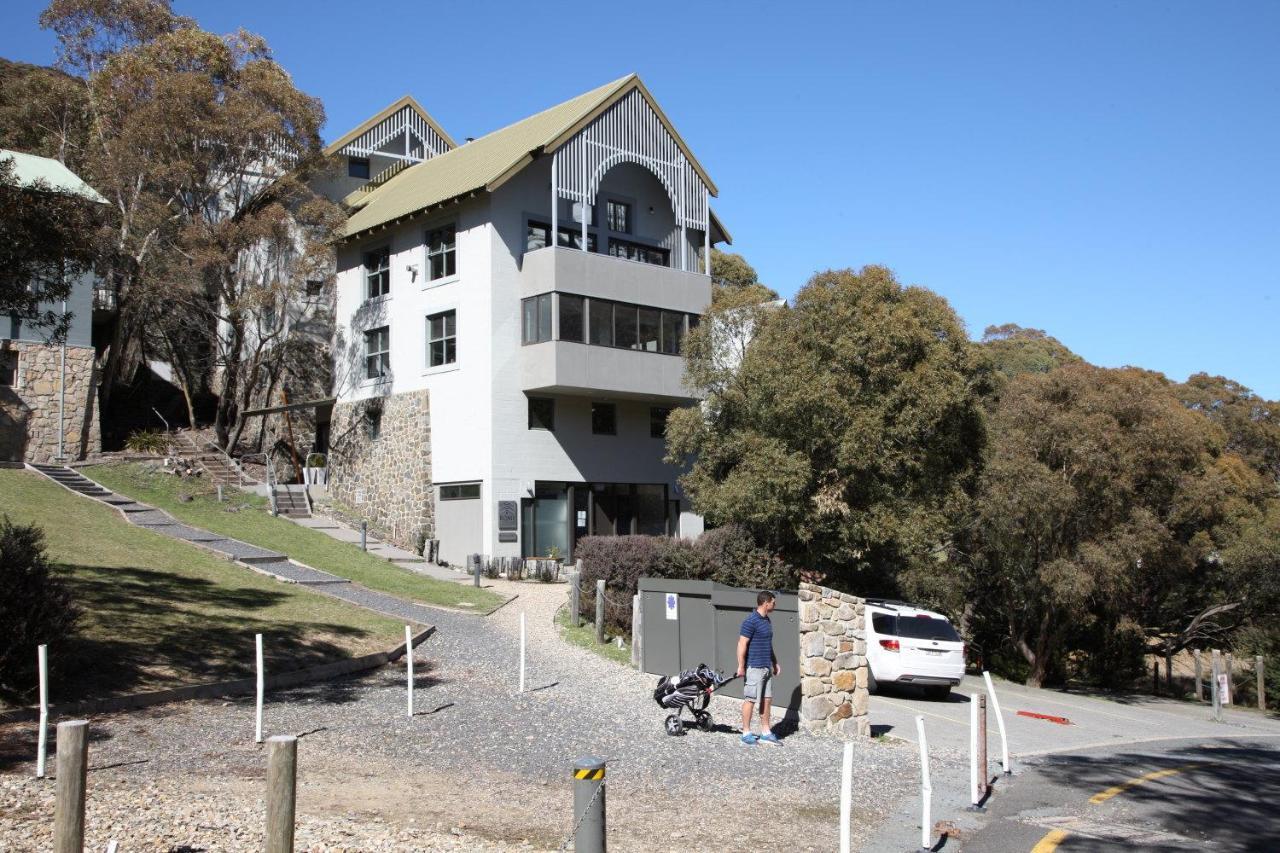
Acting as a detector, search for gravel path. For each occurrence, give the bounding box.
[0,578,951,851]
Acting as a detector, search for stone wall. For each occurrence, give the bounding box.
[327,390,433,552]
[0,341,100,463]
[798,581,870,738]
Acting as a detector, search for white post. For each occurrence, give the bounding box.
[839,741,853,853]
[982,670,1011,774]
[969,694,980,808]
[405,625,414,718]
[255,633,264,744]
[630,595,640,669]
[36,644,48,778]
[915,715,931,852]
[551,152,559,244]
[519,611,527,694]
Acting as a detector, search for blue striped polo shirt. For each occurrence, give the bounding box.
[740,610,774,669]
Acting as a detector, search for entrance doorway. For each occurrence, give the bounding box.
[522,481,677,560]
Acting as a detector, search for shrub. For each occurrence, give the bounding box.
[0,516,79,695]
[695,523,797,591]
[124,429,170,453]
[306,452,326,468]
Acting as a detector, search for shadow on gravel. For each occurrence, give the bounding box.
[0,720,117,773]
[1033,739,1280,846]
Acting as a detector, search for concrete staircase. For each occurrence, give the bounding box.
[174,439,257,487]
[272,484,310,519]
[29,463,115,499]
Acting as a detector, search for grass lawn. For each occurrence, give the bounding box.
[87,462,503,612]
[555,604,633,666]
[0,469,403,706]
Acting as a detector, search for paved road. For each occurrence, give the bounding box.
[860,677,1280,851]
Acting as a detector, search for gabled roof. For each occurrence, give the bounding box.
[341,74,717,241]
[323,95,457,157]
[0,148,106,203]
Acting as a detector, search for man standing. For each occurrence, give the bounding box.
[738,590,781,745]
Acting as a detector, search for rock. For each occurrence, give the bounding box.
[823,648,837,661]
[839,640,854,653]
[839,592,859,604]
[802,657,831,677]
[819,620,842,636]
[834,652,857,670]
[852,687,869,715]
[799,602,819,623]
[801,695,835,721]
[801,677,828,695]
[831,670,855,692]
[833,716,865,739]
[798,588,816,601]
[853,639,866,655]
[831,702,853,721]
[817,603,834,620]
[855,667,868,689]
[835,604,856,621]
[803,632,825,657]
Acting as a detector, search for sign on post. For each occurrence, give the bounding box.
[1218,673,1231,706]
[664,592,679,621]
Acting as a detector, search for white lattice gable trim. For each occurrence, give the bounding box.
[325,96,455,164]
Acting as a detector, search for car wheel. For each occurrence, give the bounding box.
[923,685,951,701]
[867,669,878,695]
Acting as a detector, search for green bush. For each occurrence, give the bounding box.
[0,516,79,695]
[124,429,170,453]
[306,452,326,468]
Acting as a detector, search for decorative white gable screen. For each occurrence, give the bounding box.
[337,104,452,163]
[551,88,712,273]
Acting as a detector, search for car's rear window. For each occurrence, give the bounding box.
[871,612,961,642]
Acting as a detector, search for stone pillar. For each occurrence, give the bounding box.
[798,581,869,738]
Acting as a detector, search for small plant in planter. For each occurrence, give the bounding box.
[304,452,328,485]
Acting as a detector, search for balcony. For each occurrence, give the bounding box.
[521,339,693,403]
[520,246,710,315]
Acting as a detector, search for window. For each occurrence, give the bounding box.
[591,402,616,435]
[588,299,613,347]
[528,397,555,431]
[0,351,16,386]
[660,310,684,354]
[613,304,638,350]
[521,294,553,344]
[606,200,630,233]
[526,221,597,254]
[348,157,370,179]
[638,307,660,352]
[558,294,584,342]
[440,483,481,500]
[364,326,390,380]
[427,310,456,366]
[367,409,382,440]
[608,238,668,267]
[364,246,390,299]
[650,407,671,439]
[305,279,324,299]
[426,225,456,281]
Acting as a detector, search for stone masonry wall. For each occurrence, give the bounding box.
[0,342,100,463]
[798,581,870,738]
[327,390,433,552]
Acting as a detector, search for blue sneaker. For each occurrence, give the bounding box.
[758,732,781,746]
[740,733,758,745]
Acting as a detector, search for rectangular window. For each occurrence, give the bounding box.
[522,294,553,344]
[440,483,481,500]
[591,402,617,436]
[558,294,584,343]
[527,220,598,253]
[0,351,16,386]
[650,407,671,439]
[348,157,370,179]
[559,228,598,252]
[426,225,457,281]
[637,307,660,352]
[606,200,630,234]
[588,299,613,347]
[528,396,555,431]
[608,238,668,267]
[364,326,390,380]
[660,310,684,354]
[614,303,638,350]
[364,246,390,299]
[305,279,324,299]
[427,310,457,366]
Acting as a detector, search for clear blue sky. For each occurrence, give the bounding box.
[4,1,1278,397]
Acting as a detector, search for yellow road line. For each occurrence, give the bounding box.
[1030,829,1070,852]
[1088,763,1203,804]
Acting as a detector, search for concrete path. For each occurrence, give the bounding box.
[28,463,443,626]
[286,514,476,585]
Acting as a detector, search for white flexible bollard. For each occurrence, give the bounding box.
[405,625,414,718]
[255,633,264,744]
[839,740,853,853]
[36,644,48,778]
[916,715,931,852]
[519,611,527,694]
[982,670,1011,774]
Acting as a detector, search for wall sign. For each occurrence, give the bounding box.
[497,500,518,531]
[665,592,679,621]
[498,532,517,543]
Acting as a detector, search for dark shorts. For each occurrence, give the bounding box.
[743,666,773,701]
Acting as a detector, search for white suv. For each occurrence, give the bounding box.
[865,600,965,700]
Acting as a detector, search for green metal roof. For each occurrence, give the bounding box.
[0,148,106,203]
[341,74,718,241]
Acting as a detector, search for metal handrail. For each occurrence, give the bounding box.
[240,452,278,515]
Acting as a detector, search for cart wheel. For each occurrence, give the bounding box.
[696,711,712,731]
[665,715,684,736]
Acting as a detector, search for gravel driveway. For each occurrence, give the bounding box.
[1,579,942,851]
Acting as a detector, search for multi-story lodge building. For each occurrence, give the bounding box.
[326,74,729,564]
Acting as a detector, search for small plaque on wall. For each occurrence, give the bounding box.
[498,500,518,531]
[499,532,517,543]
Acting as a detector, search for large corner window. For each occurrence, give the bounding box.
[364,246,390,300]
[558,294,584,343]
[526,220,596,254]
[427,310,457,367]
[528,396,555,431]
[364,326,390,380]
[606,200,631,234]
[426,225,457,281]
[608,238,668,267]
[522,294,553,344]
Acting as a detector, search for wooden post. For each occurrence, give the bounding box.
[54,720,88,853]
[1193,649,1203,702]
[1226,652,1235,705]
[265,735,297,853]
[1211,650,1223,722]
[1257,655,1266,712]
[1153,660,1160,696]
[595,579,606,645]
[569,572,580,629]
[977,693,989,799]
[36,644,48,778]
